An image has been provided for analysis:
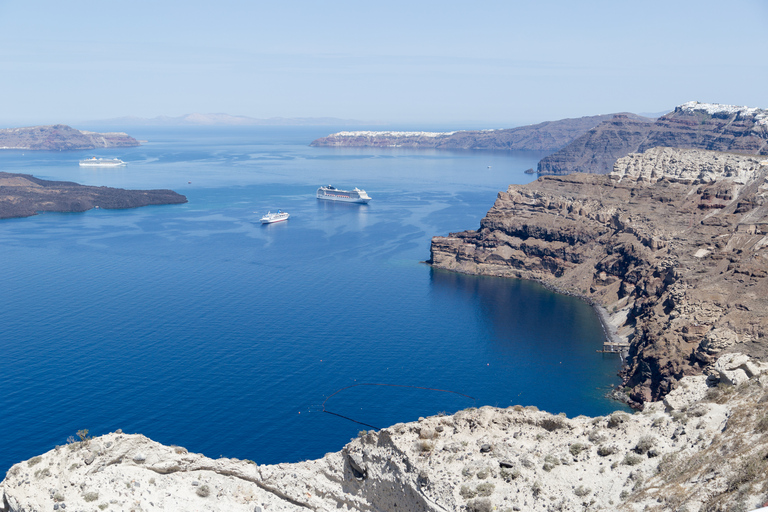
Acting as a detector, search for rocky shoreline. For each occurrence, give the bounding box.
[430,147,768,407]
[3,353,768,512]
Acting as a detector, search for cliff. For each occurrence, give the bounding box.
[430,147,768,406]
[0,172,187,219]
[310,114,651,152]
[538,102,768,175]
[0,125,139,151]
[3,353,768,512]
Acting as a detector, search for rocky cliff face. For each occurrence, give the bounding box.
[538,102,768,175]
[536,115,656,175]
[3,353,768,512]
[430,147,768,406]
[0,172,187,219]
[0,125,139,150]
[310,114,651,152]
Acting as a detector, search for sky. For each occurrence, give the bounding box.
[0,0,766,128]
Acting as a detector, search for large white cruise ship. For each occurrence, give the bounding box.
[316,185,371,204]
[79,157,126,167]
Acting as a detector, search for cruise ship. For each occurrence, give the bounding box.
[79,157,126,167]
[316,185,371,204]
[260,210,290,224]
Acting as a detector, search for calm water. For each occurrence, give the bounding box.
[0,127,628,473]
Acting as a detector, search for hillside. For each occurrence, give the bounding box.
[0,125,139,151]
[430,147,768,406]
[538,102,768,175]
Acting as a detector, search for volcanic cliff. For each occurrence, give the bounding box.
[0,125,139,150]
[430,147,768,406]
[537,102,768,175]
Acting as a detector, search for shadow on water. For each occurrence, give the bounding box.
[428,267,629,416]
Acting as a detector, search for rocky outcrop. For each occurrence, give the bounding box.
[4,353,768,512]
[538,101,768,175]
[0,125,139,150]
[430,147,768,405]
[0,172,187,219]
[310,114,651,152]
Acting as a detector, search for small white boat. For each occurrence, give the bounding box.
[79,157,126,167]
[260,210,290,224]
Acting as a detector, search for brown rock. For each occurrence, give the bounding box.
[430,147,768,405]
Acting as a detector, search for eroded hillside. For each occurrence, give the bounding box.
[431,147,768,405]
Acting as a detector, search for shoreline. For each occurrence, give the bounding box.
[425,262,631,393]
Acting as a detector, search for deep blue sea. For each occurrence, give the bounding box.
[0,126,628,474]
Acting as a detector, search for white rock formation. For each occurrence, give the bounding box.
[611,147,768,184]
[3,354,768,512]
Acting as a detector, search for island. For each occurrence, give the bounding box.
[309,113,652,152]
[0,172,187,219]
[0,124,139,151]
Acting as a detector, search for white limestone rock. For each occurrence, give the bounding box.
[662,375,710,411]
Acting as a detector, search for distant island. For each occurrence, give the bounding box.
[0,125,139,151]
[0,172,187,219]
[86,113,377,127]
[310,113,651,152]
[310,102,768,177]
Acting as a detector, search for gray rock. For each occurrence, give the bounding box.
[346,451,367,480]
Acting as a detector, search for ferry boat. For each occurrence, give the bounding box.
[260,210,290,224]
[316,185,371,204]
[79,157,126,167]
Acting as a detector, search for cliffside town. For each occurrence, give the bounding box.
[537,102,768,175]
[310,114,650,152]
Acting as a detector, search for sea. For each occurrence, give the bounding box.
[0,126,629,474]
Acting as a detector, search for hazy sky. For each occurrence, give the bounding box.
[1,0,766,127]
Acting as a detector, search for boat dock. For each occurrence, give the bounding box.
[597,340,630,354]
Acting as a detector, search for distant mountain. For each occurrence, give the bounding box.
[309,113,650,152]
[87,113,374,127]
[538,101,768,175]
[0,124,139,151]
